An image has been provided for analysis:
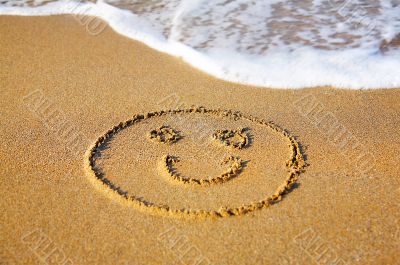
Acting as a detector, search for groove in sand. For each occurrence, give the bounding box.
[84,107,306,219]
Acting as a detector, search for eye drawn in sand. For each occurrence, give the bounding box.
[212,128,250,149]
[84,107,305,219]
[149,125,182,144]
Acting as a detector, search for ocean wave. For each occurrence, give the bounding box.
[1,0,400,89]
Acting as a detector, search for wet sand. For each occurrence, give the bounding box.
[0,15,399,265]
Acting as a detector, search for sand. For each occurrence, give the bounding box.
[1,15,399,265]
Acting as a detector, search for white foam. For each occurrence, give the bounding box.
[1,0,399,89]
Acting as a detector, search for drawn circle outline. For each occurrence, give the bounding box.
[84,107,305,219]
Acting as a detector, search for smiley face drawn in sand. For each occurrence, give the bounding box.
[85,107,305,219]
[150,125,248,186]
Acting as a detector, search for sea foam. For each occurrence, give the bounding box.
[1,0,399,89]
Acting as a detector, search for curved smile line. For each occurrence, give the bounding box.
[162,155,244,186]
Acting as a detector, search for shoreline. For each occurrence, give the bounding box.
[0,1,399,89]
[1,15,399,265]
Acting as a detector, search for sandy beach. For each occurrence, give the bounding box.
[1,15,400,264]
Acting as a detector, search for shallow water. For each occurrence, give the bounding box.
[1,0,400,88]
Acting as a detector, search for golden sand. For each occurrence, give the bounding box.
[1,15,400,264]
